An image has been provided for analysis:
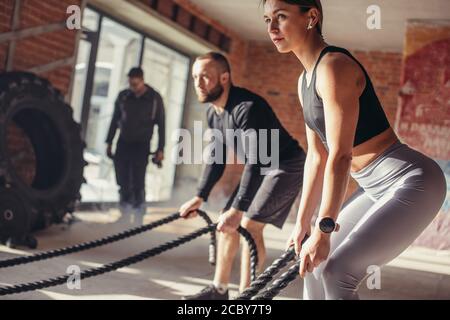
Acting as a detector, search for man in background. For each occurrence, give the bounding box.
[106,67,165,225]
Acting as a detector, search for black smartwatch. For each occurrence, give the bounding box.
[318,217,337,234]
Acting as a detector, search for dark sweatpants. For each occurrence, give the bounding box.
[113,139,150,208]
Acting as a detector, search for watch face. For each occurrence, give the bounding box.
[319,217,335,233]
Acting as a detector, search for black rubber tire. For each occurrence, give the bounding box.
[0,186,33,241]
[0,72,86,232]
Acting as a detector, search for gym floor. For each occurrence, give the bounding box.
[1,208,449,300]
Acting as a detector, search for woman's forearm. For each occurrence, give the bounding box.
[317,153,352,223]
[296,152,327,226]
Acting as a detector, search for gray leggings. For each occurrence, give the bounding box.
[304,141,447,300]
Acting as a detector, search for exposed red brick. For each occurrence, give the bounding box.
[13,28,76,72]
[19,0,77,29]
[6,123,36,186]
[0,43,8,71]
[40,65,74,94]
[397,21,450,250]
[0,0,80,93]
[0,0,13,33]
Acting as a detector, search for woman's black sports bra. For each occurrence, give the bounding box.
[301,45,391,150]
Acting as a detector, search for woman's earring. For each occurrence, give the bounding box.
[307,22,313,30]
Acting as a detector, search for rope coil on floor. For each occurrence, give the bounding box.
[0,211,258,296]
[0,210,215,269]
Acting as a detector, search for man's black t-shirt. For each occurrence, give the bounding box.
[197,86,304,211]
[106,85,165,151]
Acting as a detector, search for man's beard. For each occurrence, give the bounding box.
[198,82,224,103]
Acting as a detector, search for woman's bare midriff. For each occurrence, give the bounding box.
[350,128,399,173]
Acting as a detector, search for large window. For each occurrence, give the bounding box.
[72,8,190,204]
[84,17,141,156]
[141,38,190,201]
[71,8,99,123]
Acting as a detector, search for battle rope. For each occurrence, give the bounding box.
[235,235,308,300]
[0,224,215,296]
[251,260,300,300]
[235,247,295,300]
[0,210,216,269]
[0,221,258,296]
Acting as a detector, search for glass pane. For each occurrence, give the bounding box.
[82,8,99,31]
[141,38,190,201]
[81,17,142,203]
[71,39,91,124]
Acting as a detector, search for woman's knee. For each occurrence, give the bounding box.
[322,257,359,288]
[321,256,363,299]
[322,257,339,283]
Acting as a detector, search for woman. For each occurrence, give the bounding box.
[262,0,446,300]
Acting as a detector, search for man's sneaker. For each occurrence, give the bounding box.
[181,285,229,300]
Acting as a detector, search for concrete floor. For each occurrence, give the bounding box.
[0,208,449,300]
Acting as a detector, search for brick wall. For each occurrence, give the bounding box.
[397,20,450,250]
[20,0,76,29]
[242,43,305,147]
[0,0,81,94]
[397,21,450,159]
[174,0,248,86]
[0,0,13,32]
[352,50,402,126]
[6,123,36,186]
[0,0,13,69]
